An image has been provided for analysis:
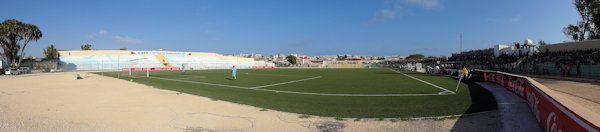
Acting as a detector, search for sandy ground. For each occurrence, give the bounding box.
[0,72,496,131]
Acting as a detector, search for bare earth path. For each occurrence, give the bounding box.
[534,78,600,114]
[0,72,495,131]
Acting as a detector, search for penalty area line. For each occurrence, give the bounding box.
[152,77,249,89]
[249,76,322,89]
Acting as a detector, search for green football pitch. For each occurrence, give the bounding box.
[99,68,496,118]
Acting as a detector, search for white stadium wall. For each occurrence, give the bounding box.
[58,50,275,71]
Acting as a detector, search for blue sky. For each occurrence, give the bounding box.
[0,0,579,57]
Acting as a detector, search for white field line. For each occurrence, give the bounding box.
[242,73,313,77]
[389,69,456,94]
[151,72,196,77]
[251,89,454,97]
[172,76,207,80]
[249,76,322,89]
[149,75,455,97]
[152,77,249,89]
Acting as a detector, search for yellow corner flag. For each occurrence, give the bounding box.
[462,66,468,77]
[456,66,468,93]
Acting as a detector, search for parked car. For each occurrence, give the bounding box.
[5,68,21,75]
[18,67,31,74]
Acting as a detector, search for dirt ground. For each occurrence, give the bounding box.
[0,72,496,131]
[534,78,600,115]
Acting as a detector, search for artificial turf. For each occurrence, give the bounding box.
[99,68,497,118]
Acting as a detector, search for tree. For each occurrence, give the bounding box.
[563,0,600,41]
[406,53,425,60]
[539,40,547,46]
[0,19,43,68]
[119,47,127,50]
[43,44,58,59]
[81,43,92,50]
[286,55,297,65]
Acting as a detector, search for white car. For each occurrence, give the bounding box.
[5,68,21,75]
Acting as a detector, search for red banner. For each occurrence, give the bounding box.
[479,71,599,131]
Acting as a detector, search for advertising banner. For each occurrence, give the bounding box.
[479,70,599,132]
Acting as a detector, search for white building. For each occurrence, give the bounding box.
[494,39,539,57]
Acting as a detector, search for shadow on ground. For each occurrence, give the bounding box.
[451,82,498,131]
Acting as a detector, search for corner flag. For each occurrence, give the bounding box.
[456,66,468,93]
[462,66,469,77]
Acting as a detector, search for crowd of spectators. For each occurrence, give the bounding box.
[380,46,600,79]
[521,48,600,77]
[448,51,525,72]
[449,48,600,78]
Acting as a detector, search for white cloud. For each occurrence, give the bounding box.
[371,1,403,22]
[112,35,143,44]
[370,0,441,22]
[374,9,399,20]
[88,29,110,38]
[509,16,521,23]
[404,0,440,9]
[88,30,143,44]
[98,30,109,36]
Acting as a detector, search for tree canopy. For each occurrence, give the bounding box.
[286,55,297,65]
[44,44,58,59]
[563,0,600,41]
[0,19,43,67]
[81,43,92,50]
[406,54,425,60]
[539,40,547,46]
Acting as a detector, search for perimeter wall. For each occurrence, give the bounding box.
[476,70,600,131]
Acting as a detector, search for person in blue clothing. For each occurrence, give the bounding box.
[231,65,237,80]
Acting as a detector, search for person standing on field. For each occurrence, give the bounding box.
[181,64,186,74]
[232,65,237,80]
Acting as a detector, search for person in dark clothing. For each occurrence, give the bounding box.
[576,64,581,78]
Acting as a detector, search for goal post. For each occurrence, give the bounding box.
[121,58,150,78]
[121,68,150,78]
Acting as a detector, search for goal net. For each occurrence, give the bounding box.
[119,58,150,78]
[120,68,149,78]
